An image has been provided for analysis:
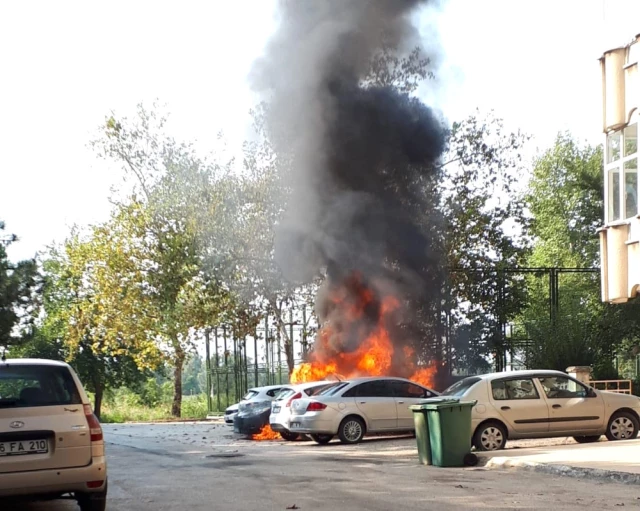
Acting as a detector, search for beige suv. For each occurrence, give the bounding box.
[0,358,107,510]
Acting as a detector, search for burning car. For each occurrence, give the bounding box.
[225,384,285,426]
[269,380,339,440]
[288,376,438,444]
[232,385,289,436]
[233,399,274,436]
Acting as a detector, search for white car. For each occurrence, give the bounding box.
[269,381,338,440]
[224,385,286,425]
[441,369,640,451]
[0,358,107,510]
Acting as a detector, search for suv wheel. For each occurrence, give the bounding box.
[77,482,107,511]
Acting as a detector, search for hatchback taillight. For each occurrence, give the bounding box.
[306,401,327,411]
[286,392,302,407]
[84,404,103,442]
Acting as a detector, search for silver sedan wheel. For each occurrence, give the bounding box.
[342,420,363,442]
[479,426,504,451]
[609,416,636,439]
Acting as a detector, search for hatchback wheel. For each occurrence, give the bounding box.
[279,430,299,442]
[310,434,333,445]
[606,411,639,441]
[473,422,507,451]
[338,417,365,444]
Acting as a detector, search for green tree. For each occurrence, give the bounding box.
[0,222,40,350]
[364,45,531,372]
[522,133,640,375]
[92,106,240,416]
[33,232,155,417]
[441,113,531,373]
[182,353,203,395]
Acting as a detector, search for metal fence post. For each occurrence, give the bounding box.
[205,328,212,414]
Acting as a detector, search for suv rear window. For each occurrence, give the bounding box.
[0,364,82,408]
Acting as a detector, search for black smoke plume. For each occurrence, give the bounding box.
[250,0,446,362]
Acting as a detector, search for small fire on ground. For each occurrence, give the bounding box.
[252,425,281,441]
[291,272,438,387]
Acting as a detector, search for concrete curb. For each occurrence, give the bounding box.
[485,457,640,485]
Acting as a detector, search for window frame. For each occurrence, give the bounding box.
[490,377,540,401]
[536,375,590,399]
[391,381,432,399]
[343,380,395,398]
[606,121,638,222]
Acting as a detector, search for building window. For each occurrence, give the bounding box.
[606,122,638,222]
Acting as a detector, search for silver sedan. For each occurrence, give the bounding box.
[288,376,438,444]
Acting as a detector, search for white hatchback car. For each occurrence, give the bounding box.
[0,358,107,510]
[441,369,640,451]
[269,381,338,440]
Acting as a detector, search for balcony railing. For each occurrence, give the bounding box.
[588,379,633,394]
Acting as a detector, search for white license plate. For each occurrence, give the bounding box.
[272,406,281,413]
[0,439,48,457]
[290,422,301,428]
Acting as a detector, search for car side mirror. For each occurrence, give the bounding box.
[588,387,597,398]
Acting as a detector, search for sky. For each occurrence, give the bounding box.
[2,0,640,262]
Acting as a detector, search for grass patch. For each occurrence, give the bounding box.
[90,378,238,423]
[100,394,209,423]
[95,383,214,423]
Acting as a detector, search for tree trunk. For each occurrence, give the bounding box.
[171,346,185,417]
[269,300,296,374]
[284,338,295,376]
[91,371,104,419]
[94,384,103,420]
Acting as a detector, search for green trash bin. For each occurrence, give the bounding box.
[410,398,477,467]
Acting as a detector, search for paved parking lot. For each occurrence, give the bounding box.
[3,422,640,511]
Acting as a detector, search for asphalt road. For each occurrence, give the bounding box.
[3,423,640,510]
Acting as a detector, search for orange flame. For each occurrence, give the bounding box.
[251,425,281,441]
[291,273,438,388]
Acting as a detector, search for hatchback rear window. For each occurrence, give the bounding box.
[0,365,82,408]
[242,390,259,400]
[276,389,296,400]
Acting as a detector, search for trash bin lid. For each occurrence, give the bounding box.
[409,397,460,410]
[421,399,477,411]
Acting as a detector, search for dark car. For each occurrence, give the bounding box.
[233,399,272,436]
